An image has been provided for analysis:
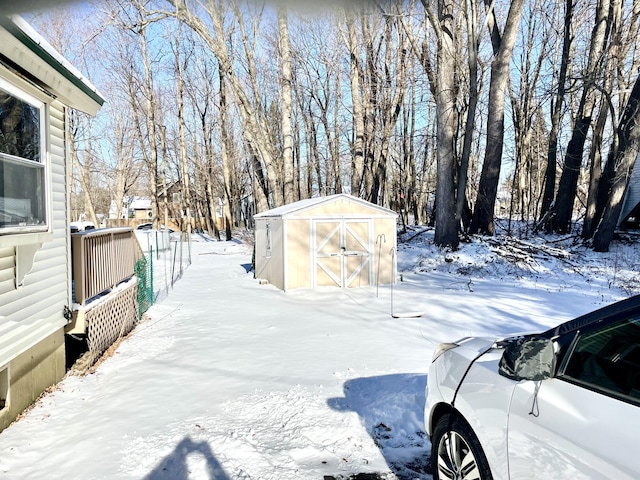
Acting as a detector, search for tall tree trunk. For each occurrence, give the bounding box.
[361,15,377,202]
[372,17,408,206]
[278,7,295,205]
[541,0,573,225]
[470,0,526,235]
[423,0,459,249]
[159,125,169,229]
[509,0,551,226]
[592,73,640,251]
[457,0,479,233]
[218,66,234,241]
[581,95,609,238]
[68,112,99,225]
[552,0,611,233]
[332,72,342,194]
[175,35,192,235]
[138,19,160,228]
[583,0,622,238]
[345,11,366,198]
[173,0,275,211]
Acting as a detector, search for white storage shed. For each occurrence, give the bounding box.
[254,194,398,291]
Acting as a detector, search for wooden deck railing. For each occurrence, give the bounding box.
[71,227,142,306]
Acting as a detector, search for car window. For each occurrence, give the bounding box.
[561,314,640,404]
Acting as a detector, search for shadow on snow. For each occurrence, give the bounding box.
[145,436,230,480]
[328,374,432,480]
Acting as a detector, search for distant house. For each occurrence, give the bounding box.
[108,196,152,220]
[0,16,104,430]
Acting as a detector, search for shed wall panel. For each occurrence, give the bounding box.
[372,217,397,285]
[285,219,311,290]
[253,220,270,281]
[254,218,285,290]
[271,219,285,290]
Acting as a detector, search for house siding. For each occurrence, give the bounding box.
[620,159,640,224]
[0,99,68,429]
[0,247,14,295]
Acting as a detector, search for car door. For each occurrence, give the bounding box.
[507,314,640,479]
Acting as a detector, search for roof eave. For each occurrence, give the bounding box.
[0,15,105,115]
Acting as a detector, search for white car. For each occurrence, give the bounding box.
[425,295,640,480]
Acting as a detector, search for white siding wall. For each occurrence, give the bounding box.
[0,247,14,296]
[0,100,69,367]
[620,157,640,223]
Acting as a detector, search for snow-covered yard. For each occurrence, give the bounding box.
[0,228,638,479]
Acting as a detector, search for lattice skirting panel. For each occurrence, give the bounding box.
[86,279,139,360]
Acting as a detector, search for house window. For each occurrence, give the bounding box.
[0,80,47,233]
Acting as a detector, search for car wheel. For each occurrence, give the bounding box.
[432,414,493,480]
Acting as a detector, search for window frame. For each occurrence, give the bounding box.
[0,76,49,236]
[557,314,640,407]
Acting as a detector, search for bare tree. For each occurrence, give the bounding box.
[171,0,293,211]
[470,0,526,236]
[592,73,640,251]
[539,0,574,228]
[172,25,193,234]
[456,0,481,233]
[508,0,555,228]
[29,7,108,224]
[551,0,612,233]
[219,64,236,240]
[344,9,367,198]
[290,14,343,196]
[422,0,459,249]
[278,6,295,204]
[102,1,168,227]
[583,0,639,239]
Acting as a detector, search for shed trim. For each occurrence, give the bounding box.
[283,218,288,291]
[279,214,396,221]
[254,194,398,219]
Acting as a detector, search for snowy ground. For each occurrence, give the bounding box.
[0,227,638,480]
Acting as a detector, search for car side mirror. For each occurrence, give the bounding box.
[498,336,556,381]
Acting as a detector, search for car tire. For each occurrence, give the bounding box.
[431,413,493,480]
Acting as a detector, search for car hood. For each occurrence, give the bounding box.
[451,336,500,356]
[430,334,542,403]
[430,337,495,389]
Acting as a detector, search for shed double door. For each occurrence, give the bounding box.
[312,219,372,287]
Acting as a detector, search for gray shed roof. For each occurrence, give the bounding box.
[254,194,398,219]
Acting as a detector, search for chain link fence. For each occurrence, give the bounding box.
[134,232,192,317]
